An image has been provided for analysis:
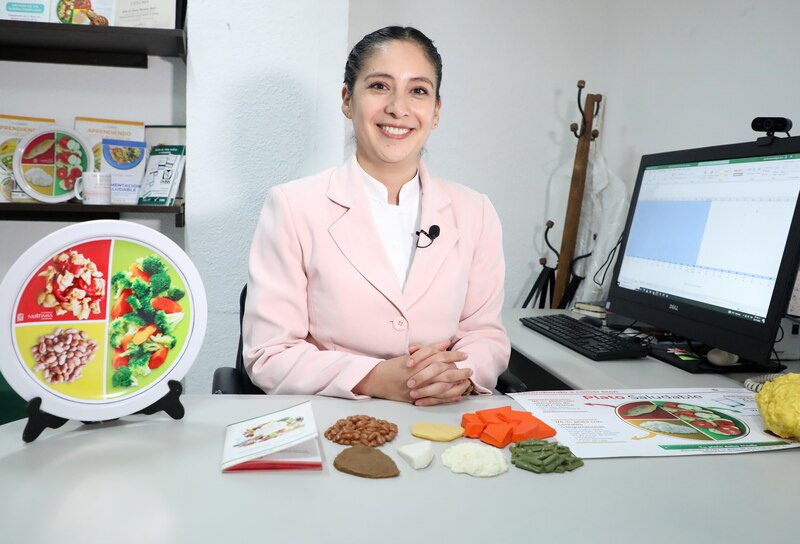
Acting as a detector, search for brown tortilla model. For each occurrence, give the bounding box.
[333,445,400,478]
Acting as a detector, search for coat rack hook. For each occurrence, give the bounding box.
[572,81,602,140]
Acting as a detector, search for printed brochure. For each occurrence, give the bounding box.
[221,400,323,472]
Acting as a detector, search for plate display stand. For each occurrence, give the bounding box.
[22,379,184,443]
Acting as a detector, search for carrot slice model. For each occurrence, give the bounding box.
[475,406,512,423]
[461,413,486,438]
[480,422,513,448]
[512,418,556,442]
[475,406,513,416]
[497,410,531,425]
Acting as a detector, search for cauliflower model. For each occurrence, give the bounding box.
[755,373,800,439]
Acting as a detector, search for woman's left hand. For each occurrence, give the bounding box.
[406,341,473,406]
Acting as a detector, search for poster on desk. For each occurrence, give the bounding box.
[508,388,800,458]
[0,220,207,421]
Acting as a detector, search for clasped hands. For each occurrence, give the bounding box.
[353,340,473,406]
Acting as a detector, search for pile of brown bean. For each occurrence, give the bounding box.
[31,328,98,384]
[324,415,399,447]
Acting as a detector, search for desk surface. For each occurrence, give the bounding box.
[503,308,800,390]
[1,393,798,544]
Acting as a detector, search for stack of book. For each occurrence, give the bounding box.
[572,300,608,322]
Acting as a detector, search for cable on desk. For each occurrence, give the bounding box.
[743,373,788,393]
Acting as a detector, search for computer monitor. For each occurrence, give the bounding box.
[607,136,800,364]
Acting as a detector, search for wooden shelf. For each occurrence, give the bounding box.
[0,21,186,68]
[0,200,185,227]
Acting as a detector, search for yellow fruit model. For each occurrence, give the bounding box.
[755,373,800,439]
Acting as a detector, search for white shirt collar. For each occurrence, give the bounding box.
[356,161,422,290]
[358,163,420,208]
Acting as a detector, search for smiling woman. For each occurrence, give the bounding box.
[243,26,510,406]
[341,28,442,200]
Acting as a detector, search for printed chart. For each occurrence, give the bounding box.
[508,388,799,458]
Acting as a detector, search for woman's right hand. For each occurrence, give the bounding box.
[351,353,418,402]
[406,342,472,405]
[352,341,469,403]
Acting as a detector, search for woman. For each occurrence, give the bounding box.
[243,26,510,406]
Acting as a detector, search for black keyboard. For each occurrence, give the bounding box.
[520,314,649,361]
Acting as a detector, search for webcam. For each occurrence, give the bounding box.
[751,117,792,134]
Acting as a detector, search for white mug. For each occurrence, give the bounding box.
[75,172,111,205]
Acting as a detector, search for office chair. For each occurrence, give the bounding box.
[211,284,528,394]
[212,285,263,394]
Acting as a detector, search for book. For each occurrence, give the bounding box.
[574,307,607,320]
[137,145,185,205]
[100,139,148,205]
[73,117,145,171]
[221,400,323,472]
[573,300,608,313]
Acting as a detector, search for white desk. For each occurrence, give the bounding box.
[503,308,800,389]
[0,393,798,544]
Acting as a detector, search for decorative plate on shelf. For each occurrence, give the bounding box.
[0,220,207,421]
[12,125,93,203]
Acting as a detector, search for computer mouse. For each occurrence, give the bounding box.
[578,316,604,327]
[706,348,740,366]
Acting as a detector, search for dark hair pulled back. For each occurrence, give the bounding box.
[343,26,443,100]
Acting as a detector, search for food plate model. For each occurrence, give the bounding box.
[0,220,207,421]
[12,125,94,203]
[616,401,748,441]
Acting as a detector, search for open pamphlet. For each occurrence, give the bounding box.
[221,400,323,472]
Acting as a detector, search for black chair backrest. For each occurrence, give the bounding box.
[237,284,266,394]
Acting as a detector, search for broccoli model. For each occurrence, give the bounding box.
[107,254,185,389]
[111,366,138,388]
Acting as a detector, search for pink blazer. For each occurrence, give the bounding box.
[243,156,510,398]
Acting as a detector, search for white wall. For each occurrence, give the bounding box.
[3,1,800,394]
[600,1,800,176]
[183,0,349,393]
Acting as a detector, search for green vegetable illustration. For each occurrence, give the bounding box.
[108,254,185,388]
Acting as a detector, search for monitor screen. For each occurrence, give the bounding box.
[608,136,800,363]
